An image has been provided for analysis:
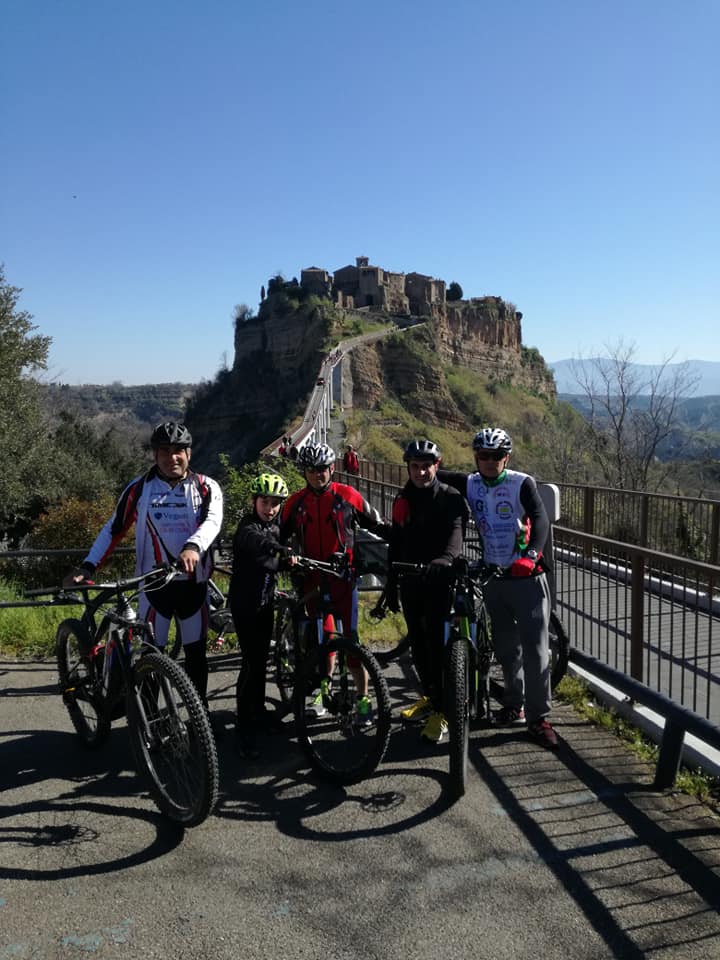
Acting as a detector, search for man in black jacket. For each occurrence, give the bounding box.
[387,440,466,744]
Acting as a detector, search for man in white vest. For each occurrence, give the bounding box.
[439,427,558,749]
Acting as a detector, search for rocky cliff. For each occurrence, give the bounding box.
[344,296,554,424]
[187,291,555,470]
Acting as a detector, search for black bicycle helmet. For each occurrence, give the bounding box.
[472,427,512,454]
[150,421,193,448]
[403,439,442,462]
[298,443,336,469]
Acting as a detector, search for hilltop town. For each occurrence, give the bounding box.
[267,255,522,325]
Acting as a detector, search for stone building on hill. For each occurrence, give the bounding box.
[299,255,446,316]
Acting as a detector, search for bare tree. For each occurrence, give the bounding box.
[571,340,698,490]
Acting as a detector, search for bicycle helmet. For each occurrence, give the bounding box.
[472,427,512,454]
[403,439,442,462]
[150,421,193,448]
[298,443,336,469]
[250,473,289,499]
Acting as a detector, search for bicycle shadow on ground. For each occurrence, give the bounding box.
[467,714,720,958]
[0,727,186,880]
[213,718,456,842]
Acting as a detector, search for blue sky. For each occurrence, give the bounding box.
[3,0,718,385]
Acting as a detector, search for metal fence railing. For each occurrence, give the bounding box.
[551,527,719,725]
[554,483,720,566]
[357,460,720,566]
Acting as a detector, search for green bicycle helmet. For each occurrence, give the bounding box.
[250,473,289,499]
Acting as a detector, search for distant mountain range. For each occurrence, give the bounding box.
[549,359,720,397]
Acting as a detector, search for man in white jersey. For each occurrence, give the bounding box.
[64,421,223,713]
[439,427,558,749]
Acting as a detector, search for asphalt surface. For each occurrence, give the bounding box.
[2,653,719,960]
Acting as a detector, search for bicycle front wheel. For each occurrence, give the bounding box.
[294,637,391,785]
[445,634,469,800]
[273,597,297,707]
[127,652,219,826]
[549,611,570,691]
[56,619,110,749]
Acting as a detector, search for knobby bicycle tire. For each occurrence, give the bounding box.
[549,611,570,691]
[127,652,219,826]
[293,636,392,785]
[56,618,111,749]
[472,607,494,725]
[446,634,470,800]
[273,597,297,707]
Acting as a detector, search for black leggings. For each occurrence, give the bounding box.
[232,603,274,721]
[148,580,209,703]
[400,577,453,712]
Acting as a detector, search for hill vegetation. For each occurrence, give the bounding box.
[3,263,719,555]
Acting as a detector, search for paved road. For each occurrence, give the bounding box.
[2,654,719,960]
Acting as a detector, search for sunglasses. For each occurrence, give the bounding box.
[474,450,506,461]
[306,465,331,473]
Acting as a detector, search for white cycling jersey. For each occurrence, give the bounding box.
[84,468,223,582]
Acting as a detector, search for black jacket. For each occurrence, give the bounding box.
[388,478,466,568]
[229,512,285,612]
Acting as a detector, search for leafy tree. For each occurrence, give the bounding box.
[21,493,133,587]
[447,281,463,302]
[0,266,53,544]
[217,455,304,542]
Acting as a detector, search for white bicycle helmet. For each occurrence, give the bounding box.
[472,428,512,454]
[298,443,336,469]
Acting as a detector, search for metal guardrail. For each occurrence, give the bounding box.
[555,483,720,566]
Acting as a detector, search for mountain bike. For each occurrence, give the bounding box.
[391,558,570,800]
[371,576,569,691]
[390,558,497,799]
[273,555,392,785]
[28,566,219,826]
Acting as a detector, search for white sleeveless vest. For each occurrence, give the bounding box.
[465,470,530,566]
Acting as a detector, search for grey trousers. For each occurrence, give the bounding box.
[484,573,552,723]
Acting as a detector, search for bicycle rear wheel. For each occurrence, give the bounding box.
[294,636,391,785]
[273,597,297,707]
[549,611,570,690]
[127,652,219,826]
[56,618,110,748]
[445,634,469,800]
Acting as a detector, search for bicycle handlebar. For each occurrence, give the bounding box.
[391,558,505,580]
[290,554,350,577]
[24,563,181,600]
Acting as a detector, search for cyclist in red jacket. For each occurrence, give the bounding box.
[280,442,389,720]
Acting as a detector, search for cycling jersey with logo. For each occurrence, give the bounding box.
[465,470,530,566]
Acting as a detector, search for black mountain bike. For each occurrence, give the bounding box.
[390,559,496,799]
[371,578,569,692]
[272,555,392,785]
[391,558,570,800]
[28,566,219,826]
